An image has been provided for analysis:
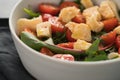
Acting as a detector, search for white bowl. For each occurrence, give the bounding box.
[9,0,120,80]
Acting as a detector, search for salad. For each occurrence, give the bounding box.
[17,0,120,61]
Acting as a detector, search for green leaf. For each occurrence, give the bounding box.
[24,8,40,18]
[85,54,108,61]
[86,39,100,56]
[52,32,67,44]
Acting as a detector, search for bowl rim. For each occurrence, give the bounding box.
[9,0,120,66]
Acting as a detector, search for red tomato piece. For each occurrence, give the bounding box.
[42,13,52,21]
[101,31,116,45]
[53,54,75,61]
[66,28,76,42]
[40,47,54,56]
[39,4,60,16]
[57,42,74,49]
[59,1,79,10]
[72,13,86,23]
[102,18,118,32]
[115,35,120,48]
[48,17,65,33]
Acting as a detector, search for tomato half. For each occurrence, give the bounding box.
[48,17,65,33]
[101,31,116,45]
[39,4,60,15]
[59,1,79,10]
[72,13,86,23]
[115,35,120,48]
[102,18,118,32]
[66,28,76,42]
[40,47,54,56]
[57,42,74,49]
[53,54,75,61]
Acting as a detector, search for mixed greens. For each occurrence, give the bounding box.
[17,0,120,61]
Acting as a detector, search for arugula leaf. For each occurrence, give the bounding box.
[86,39,100,55]
[74,0,85,12]
[24,8,40,18]
[85,54,107,61]
[85,39,108,61]
[52,32,67,44]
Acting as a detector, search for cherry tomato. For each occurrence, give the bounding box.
[101,31,116,45]
[115,35,120,48]
[39,4,60,16]
[59,1,79,10]
[40,47,54,56]
[57,42,74,49]
[102,18,118,32]
[72,13,86,23]
[48,17,65,33]
[53,54,75,61]
[42,13,52,21]
[66,28,76,42]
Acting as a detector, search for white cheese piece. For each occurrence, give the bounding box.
[83,6,102,21]
[114,25,120,34]
[59,6,80,23]
[74,39,92,50]
[108,52,120,59]
[86,14,104,32]
[36,22,51,38]
[17,16,42,35]
[81,0,94,8]
[65,22,92,41]
[99,0,115,19]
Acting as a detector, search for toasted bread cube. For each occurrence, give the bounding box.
[59,6,80,23]
[17,16,42,35]
[81,0,94,8]
[99,0,115,19]
[114,26,120,34]
[83,6,102,21]
[74,39,92,50]
[65,22,92,41]
[86,15,104,32]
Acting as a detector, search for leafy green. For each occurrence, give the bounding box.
[91,31,106,41]
[52,32,67,44]
[85,39,108,61]
[74,0,85,12]
[24,8,40,18]
[85,54,107,61]
[86,39,100,55]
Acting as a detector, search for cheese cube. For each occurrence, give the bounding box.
[74,39,92,50]
[99,0,115,19]
[36,22,51,38]
[83,6,102,21]
[59,6,80,23]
